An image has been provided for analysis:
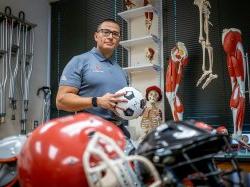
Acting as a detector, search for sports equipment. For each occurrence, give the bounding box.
[0,135,27,186]
[137,120,241,186]
[115,87,146,120]
[17,113,161,187]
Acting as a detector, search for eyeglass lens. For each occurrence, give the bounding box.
[99,29,120,38]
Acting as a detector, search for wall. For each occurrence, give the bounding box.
[0,0,51,138]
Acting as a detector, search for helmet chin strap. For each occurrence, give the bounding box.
[83,132,162,187]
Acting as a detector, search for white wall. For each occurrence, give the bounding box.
[0,0,51,138]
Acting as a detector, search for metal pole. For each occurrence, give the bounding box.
[246,53,250,103]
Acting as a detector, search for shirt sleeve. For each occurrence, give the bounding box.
[59,56,82,89]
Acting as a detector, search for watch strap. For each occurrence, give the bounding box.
[92,97,98,107]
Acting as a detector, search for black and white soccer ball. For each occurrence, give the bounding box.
[115,87,146,120]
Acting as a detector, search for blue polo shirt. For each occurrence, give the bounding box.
[59,47,128,120]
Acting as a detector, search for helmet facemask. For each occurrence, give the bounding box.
[83,132,161,187]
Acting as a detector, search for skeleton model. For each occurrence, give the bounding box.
[222,28,247,140]
[145,47,155,64]
[194,0,218,89]
[144,12,153,34]
[144,0,153,34]
[141,86,162,135]
[124,0,136,10]
[165,42,188,121]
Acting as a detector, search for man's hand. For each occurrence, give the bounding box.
[98,92,128,111]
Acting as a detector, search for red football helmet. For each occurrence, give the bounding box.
[17,113,126,187]
[17,113,161,187]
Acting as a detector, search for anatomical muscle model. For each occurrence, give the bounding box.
[165,42,188,121]
[194,0,218,89]
[222,28,247,140]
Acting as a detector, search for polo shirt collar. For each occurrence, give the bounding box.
[91,47,115,64]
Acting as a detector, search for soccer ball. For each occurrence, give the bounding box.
[115,87,146,120]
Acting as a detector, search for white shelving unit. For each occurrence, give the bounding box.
[124,63,161,74]
[118,1,163,140]
[119,34,160,50]
[124,64,154,73]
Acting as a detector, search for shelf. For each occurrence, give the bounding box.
[120,35,160,50]
[124,64,160,73]
[118,4,158,22]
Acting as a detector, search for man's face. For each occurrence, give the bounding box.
[95,22,120,53]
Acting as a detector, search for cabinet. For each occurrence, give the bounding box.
[118,0,163,140]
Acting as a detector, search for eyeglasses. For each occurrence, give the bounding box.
[98,29,120,39]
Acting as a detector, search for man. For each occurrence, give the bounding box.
[56,19,130,137]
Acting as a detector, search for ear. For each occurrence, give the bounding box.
[94,32,98,42]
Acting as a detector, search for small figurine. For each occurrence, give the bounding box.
[144,0,152,6]
[144,0,153,33]
[141,86,162,135]
[144,12,154,34]
[145,47,155,64]
[124,0,136,10]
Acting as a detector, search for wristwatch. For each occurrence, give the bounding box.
[92,97,98,107]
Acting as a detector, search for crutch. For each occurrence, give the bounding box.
[37,86,51,124]
[19,11,34,134]
[3,7,19,121]
[8,18,22,120]
[0,8,9,124]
